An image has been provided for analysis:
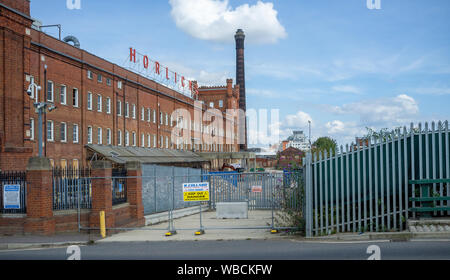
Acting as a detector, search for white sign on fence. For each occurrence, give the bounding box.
[3,185,21,209]
[182,182,210,202]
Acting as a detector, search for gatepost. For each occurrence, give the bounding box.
[89,160,114,235]
[125,161,145,226]
[24,157,55,235]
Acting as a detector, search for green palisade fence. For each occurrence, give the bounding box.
[303,121,450,237]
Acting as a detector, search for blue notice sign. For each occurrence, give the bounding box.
[3,185,21,209]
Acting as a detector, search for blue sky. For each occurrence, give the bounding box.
[31,0,450,147]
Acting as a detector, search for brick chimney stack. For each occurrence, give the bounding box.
[235,29,247,150]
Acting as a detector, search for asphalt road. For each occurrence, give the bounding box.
[1,240,450,260]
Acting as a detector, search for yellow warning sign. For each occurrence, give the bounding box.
[182,182,210,202]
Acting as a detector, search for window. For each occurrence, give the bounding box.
[147,108,151,122]
[165,113,168,126]
[106,98,111,114]
[87,70,93,79]
[118,130,122,146]
[153,110,156,123]
[97,127,102,144]
[166,136,169,149]
[97,94,102,112]
[141,134,145,147]
[47,81,54,102]
[132,132,136,146]
[141,107,145,121]
[106,78,111,86]
[160,135,163,148]
[219,100,223,108]
[47,120,54,141]
[147,134,151,148]
[60,122,67,142]
[60,85,67,105]
[87,92,93,110]
[209,102,214,108]
[117,81,122,89]
[125,131,129,146]
[87,126,93,144]
[97,74,102,83]
[117,100,122,116]
[160,112,163,125]
[153,135,157,148]
[73,88,79,107]
[73,124,79,143]
[125,102,129,118]
[107,129,111,145]
[132,104,136,119]
[30,118,35,140]
[73,159,79,170]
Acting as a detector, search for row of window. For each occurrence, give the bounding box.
[39,119,233,152]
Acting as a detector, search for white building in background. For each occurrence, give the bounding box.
[285,130,310,151]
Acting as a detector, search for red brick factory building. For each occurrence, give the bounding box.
[0,0,252,171]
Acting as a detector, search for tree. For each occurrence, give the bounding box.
[312,137,337,156]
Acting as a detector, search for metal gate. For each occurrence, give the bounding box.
[141,170,304,234]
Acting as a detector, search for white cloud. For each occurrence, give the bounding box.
[284,111,313,129]
[169,0,287,44]
[330,94,419,126]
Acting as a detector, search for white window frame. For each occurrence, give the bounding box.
[60,85,67,105]
[87,70,93,80]
[132,104,136,119]
[153,135,157,148]
[47,120,54,142]
[106,97,111,114]
[141,133,145,147]
[97,74,102,83]
[118,130,122,146]
[125,102,129,118]
[97,94,102,112]
[60,122,67,143]
[117,100,122,116]
[73,124,79,143]
[147,134,151,148]
[153,110,156,124]
[73,88,79,108]
[219,100,223,108]
[87,126,93,144]
[97,127,102,145]
[117,80,122,89]
[30,118,35,140]
[87,92,93,110]
[106,128,111,145]
[132,132,136,147]
[125,130,129,146]
[47,81,54,102]
[141,107,145,121]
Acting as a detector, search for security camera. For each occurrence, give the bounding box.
[26,85,33,96]
[48,105,57,112]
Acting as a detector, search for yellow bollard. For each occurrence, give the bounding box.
[100,211,106,238]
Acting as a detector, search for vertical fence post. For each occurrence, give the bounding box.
[305,153,313,237]
[25,157,55,236]
[89,161,113,235]
[125,161,145,226]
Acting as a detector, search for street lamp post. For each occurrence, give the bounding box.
[27,79,56,158]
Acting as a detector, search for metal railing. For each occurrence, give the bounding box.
[112,168,127,205]
[0,171,27,214]
[52,167,92,210]
[303,120,450,237]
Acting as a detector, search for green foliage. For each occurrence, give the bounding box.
[273,173,305,234]
[312,137,337,156]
